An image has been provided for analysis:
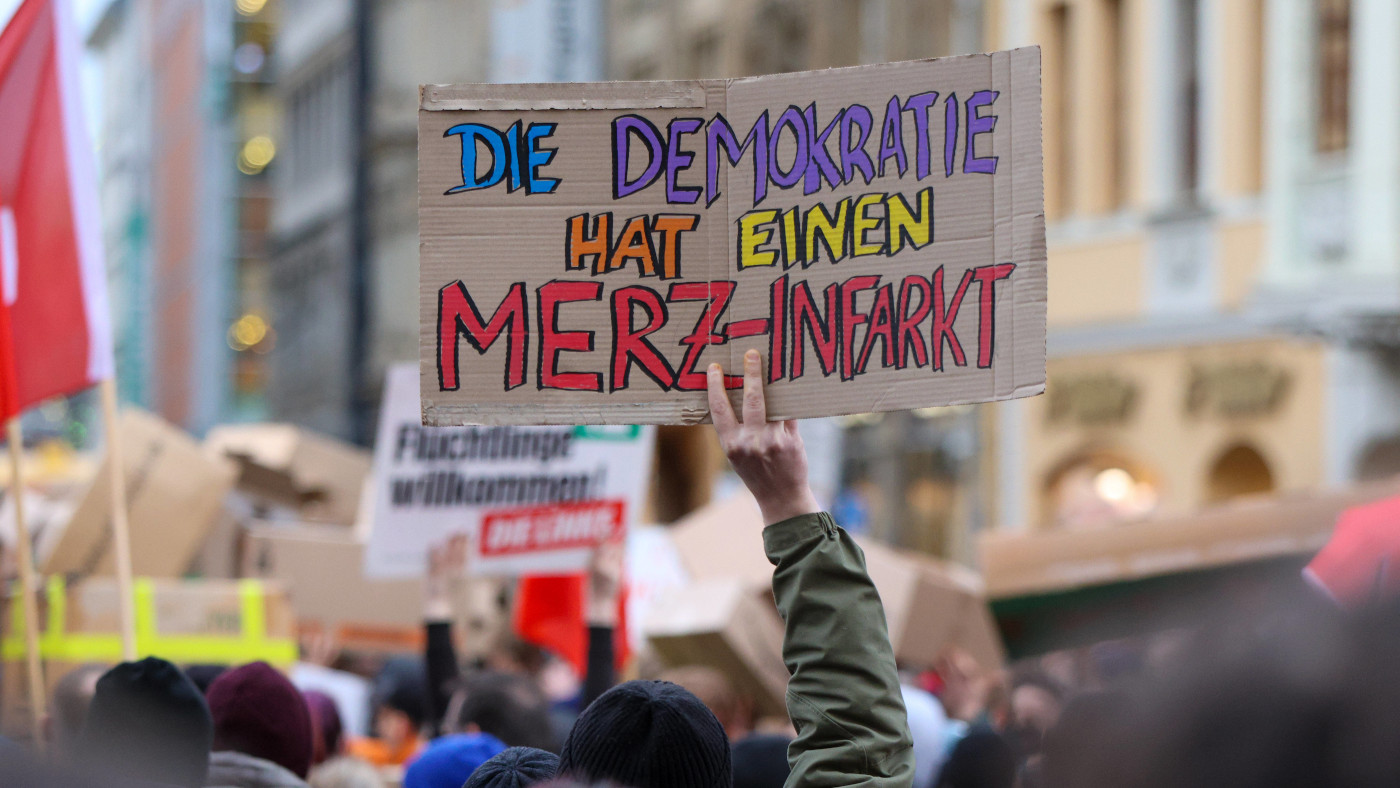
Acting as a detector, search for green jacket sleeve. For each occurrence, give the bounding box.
[765,512,914,788]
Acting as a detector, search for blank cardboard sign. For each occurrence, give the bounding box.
[419,48,1045,425]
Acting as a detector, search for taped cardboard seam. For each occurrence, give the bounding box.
[421,84,708,112]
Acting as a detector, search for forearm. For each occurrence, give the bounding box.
[580,625,616,710]
[424,620,460,735]
[767,512,914,788]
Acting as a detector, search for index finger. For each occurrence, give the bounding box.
[742,349,766,425]
[707,362,738,435]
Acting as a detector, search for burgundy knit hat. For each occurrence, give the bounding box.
[207,661,314,778]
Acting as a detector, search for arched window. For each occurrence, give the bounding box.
[1043,450,1159,529]
[1354,436,1400,482]
[1205,443,1274,504]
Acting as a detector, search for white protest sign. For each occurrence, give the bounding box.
[365,364,654,578]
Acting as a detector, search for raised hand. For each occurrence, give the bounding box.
[424,532,469,621]
[707,350,821,526]
[586,538,625,626]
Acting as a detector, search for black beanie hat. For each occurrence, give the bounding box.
[731,733,792,788]
[558,680,732,788]
[77,657,214,788]
[464,746,560,788]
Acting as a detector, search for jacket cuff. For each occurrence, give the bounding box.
[763,511,836,563]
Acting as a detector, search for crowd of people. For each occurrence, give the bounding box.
[5,352,1400,788]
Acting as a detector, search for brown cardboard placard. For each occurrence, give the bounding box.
[858,537,1005,671]
[38,409,237,578]
[666,493,771,590]
[660,492,1003,670]
[419,48,1046,425]
[643,578,789,718]
[205,423,372,526]
[241,522,505,655]
[978,479,1400,600]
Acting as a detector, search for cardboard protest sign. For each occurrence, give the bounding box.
[419,48,1045,425]
[365,364,654,577]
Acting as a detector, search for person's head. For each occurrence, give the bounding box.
[1007,671,1064,760]
[938,726,1016,788]
[47,663,106,755]
[308,755,387,788]
[304,689,345,765]
[463,746,560,788]
[658,665,754,740]
[448,670,558,751]
[730,733,791,788]
[76,657,213,787]
[1036,592,1400,788]
[558,680,731,788]
[1038,690,1136,788]
[183,663,227,694]
[207,661,314,778]
[403,733,508,788]
[486,631,549,676]
[372,656,429,746]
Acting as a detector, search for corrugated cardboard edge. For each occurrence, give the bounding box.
[668,493,771,588]
[418,48,1048,427]
[420,384,1047,426]
[978,479,1400,598]
[643,579,788,717]
[421,81,708,111]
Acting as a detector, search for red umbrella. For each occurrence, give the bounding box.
[1305,495,1400,608]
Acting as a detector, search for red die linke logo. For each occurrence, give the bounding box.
[480,500,626,557]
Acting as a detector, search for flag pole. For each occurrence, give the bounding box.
[99,379,136,660]
[6,418,47,749]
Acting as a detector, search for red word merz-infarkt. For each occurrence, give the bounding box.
[436,263,1016,394]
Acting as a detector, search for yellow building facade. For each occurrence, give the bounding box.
[610,0,1400,559]
[986,0,1400,545]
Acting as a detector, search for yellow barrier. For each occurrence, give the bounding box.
[2,577,297,666]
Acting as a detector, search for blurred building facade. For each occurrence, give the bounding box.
[78,0,1399,556]
[611,0,1400,561]
[266,0,363,439]
[985,0,1400,541]
[88,0,241,434]
[605,0,992,551]
[269,0,603,442]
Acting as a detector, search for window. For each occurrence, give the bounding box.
[836,409,981,557]
[1105,0,1127,207]
[1173,0,1201,198]
[746,1,808,75]
[1242,0,1266,190]
[858,0,887,64]
[286,60,353,188]
[1205,444,1274,503]
[625,58,659,81]
[1315,0,1350,153]
[1044,4,1072,218]
[1354,437,1400,482]
[691,30,721,78]
[1043,451,1159,528]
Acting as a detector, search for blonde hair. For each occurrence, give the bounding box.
[309,757,386,788]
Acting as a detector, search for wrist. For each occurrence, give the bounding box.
[756,485,821,526]
[424,597,454,622]
[585,595,619,627]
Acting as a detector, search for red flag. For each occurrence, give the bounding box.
[513,574,630,676]
[0,0,113,420]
